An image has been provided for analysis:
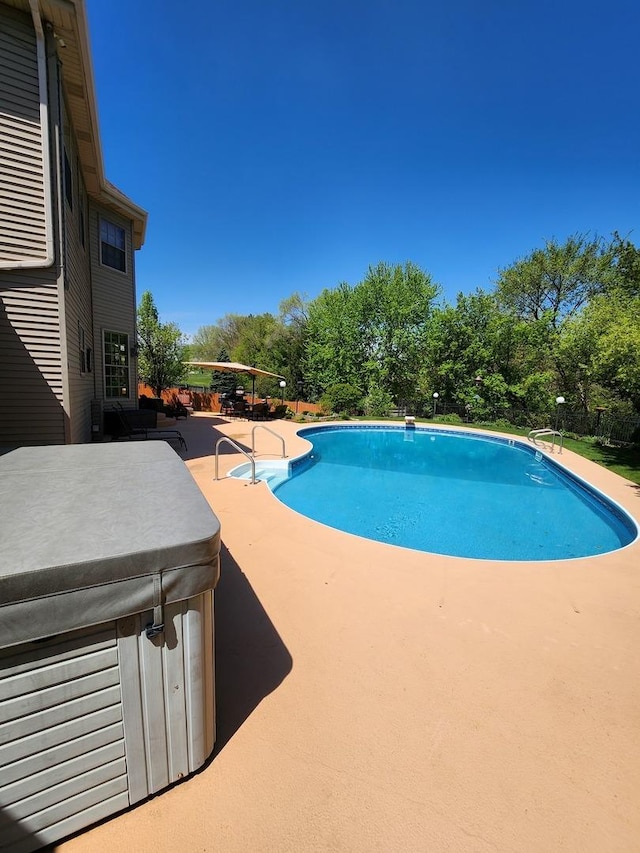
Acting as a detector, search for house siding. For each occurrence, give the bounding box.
[0,1,144,447]
[0,5,52,266]
[0,272,66,445]
[61,99,94,443]
[0,6,65,446]
[90,204,137,409]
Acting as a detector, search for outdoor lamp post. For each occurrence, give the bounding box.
[279,380,286,405]
[473,375,485,417]
[432,392,439,418]
[555,395,565,432]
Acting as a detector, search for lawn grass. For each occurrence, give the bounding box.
[183,370,211,388]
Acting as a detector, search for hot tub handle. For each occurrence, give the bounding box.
[145,573,165,639]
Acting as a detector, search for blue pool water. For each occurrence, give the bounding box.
[263,426,637,561]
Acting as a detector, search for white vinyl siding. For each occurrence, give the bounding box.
[0,6,53,268]
[62,95,95,444]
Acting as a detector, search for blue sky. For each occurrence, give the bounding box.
[87,0,639,338]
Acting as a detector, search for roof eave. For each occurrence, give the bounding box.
[31,0,148,248]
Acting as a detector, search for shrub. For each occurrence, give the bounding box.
[363,383,394,418]
[320,383,363,415]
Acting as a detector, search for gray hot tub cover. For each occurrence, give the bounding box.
[0,442,221,648]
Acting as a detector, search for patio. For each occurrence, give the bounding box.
[58,413,640,852]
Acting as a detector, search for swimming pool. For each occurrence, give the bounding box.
[232,425,638,561]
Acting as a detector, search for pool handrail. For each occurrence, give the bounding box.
[527,428,564,454]
[251,424,287,458]
[215,437,256,484]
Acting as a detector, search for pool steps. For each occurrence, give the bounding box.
[229,458,290,488]
[217,424,287,484]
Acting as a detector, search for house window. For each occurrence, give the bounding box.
[64,149,73,209]
[104,331,129,398]
[100,219,126,272]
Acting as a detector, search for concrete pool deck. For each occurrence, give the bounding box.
[59,414,640,853]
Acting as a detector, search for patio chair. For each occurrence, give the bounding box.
[249,401,270,420]
[231,399,247,418]
[219,394,235,416]
[176,392,194,415]
[110,404,187,451]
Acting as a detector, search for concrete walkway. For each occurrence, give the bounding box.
[59,414,640,853]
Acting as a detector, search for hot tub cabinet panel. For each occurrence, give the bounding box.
[0,444,220,852]
[0,593,214,852]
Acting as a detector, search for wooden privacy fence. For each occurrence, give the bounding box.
[137,384,324,415]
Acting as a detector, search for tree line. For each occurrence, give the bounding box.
[140,232,640,422]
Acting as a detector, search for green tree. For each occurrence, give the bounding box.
[208,349,237,396]
[271,292,310,389]
[137,291,186,397]
[424,290,553,418]
[304,262,438,403]
[496,234,616,328]
[611,233,640,297]
[304,283,364,398]
[354,262,439,402]
[585,294,640,410]
[192,314,247,361]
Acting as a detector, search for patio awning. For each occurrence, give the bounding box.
[184,361,284,380]
[184,361,285,401]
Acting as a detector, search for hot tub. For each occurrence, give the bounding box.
[0,442,221,852]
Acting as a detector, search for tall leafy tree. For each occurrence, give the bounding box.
[232,313,279,370]
[304,262,438,402]
[304,283,364,398]
[273,292,310,389]
[137,291,186,397]
[192,314,247,361]
[495,234,616,328]
[611,233,640,297]
[354,262,439,401]
[424,291,553,417]
[579,293,640,411]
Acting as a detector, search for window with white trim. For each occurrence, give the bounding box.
[100,219,126,272]
[104,331,130,398]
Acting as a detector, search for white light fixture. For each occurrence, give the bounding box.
[555,395,565,432]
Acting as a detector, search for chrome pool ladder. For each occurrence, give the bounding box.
[214,427,287,484]
[527,428,563,454]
